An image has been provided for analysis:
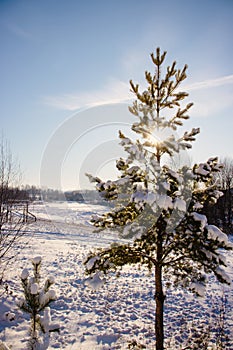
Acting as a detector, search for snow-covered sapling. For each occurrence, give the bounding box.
[84,48,233,350]
[17,256,59,348]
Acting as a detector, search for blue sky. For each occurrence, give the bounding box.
[1,0,233,190]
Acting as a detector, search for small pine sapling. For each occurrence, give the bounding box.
[17,256,59,349]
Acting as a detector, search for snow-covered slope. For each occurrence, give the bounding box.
[0,202,232,349]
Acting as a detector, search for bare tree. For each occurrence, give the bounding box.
[0,136,25,286]
[218,158,233,189]
[218,157,233,232]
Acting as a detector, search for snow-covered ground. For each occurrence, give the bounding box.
[0,201,233,349]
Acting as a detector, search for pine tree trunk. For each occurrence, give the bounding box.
[155,263,165,350]
[154,221,165,350]
[31,303,37,338]
[32,311,36,334]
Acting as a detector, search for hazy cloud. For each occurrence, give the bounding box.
[3,20,32,39]
[184,74,233,91]
[44,80,132,111]
[187,75,233,118]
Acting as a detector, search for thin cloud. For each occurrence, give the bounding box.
[184,74,233,91]
[44,80,132,111]
[3,20,32,39]
[183,74,233,118]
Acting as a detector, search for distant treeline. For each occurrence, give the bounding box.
[10,185,104,204]
[4,184,233,234]
[203,188,233,234]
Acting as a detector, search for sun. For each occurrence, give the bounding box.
[145,132,162,147]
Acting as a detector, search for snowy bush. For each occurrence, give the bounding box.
[17,256,59,349]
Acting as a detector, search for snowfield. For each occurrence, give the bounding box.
[0,201,233,349]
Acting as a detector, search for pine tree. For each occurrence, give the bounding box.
[84,48,233,350]
[17,256,59,349]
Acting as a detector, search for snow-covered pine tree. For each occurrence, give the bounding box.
[84,48,233,350]
[17,256,59,349]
